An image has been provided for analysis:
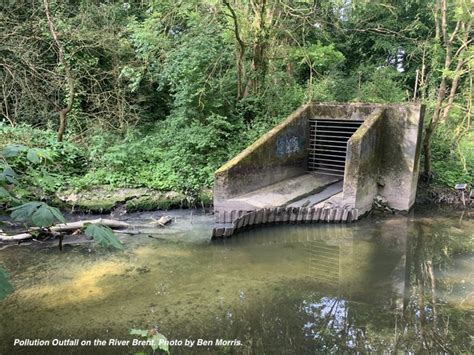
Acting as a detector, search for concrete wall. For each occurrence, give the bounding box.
[214,104,310,204]
[378,105,425,210]
[343,109,385,214]
[309,103,378,121]
[339,103,424,212]
[213,102,425,237]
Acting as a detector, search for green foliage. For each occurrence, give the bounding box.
[130,328,169,353]
[356,66,408,103]
[71,112,241,193]
[291,42,345,75]
[0,124,87,200]
[0,266,14,301]
[157,25,235,118]
[2,144,27,158]
[431,127,473,187]
[84,224,123,250]
[0,0,469,194]
[26,148,51,164]
[9,202,65,228]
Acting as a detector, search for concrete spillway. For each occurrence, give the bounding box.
[212,103,424,238]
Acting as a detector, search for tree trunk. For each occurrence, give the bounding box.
[57,110,67,142]
[243,0,268,98]
[223,0,246,100]
[422,125,433,178]
[422,0,471,179]
[43,0,75,142]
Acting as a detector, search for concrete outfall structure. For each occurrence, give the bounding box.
[212,103,424,238]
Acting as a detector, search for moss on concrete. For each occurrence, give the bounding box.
[56,187,149,213]
[125,191,187,212]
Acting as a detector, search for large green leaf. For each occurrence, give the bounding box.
[32,204,66,227]
[0,267,14,300]
[1,144,27,158]
[26,148,52,164]
[129,329,169,354]
[150,333,169,353]
[2,165,18,184]
[0,186,11,198]
[84,223,123,249]
[9,201,43,221]
[9,202,65,227]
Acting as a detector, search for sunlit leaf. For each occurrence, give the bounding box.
[150,333,169,353]
[0,267,14,300]
[129,328,169,354]
[130,329,149,337]
[84,223,123,249]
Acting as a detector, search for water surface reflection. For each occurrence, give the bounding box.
[0,208,472,353]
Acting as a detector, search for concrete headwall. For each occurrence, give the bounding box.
[212,102,425,238]
[343,109,385,214]
[214,104,310,204]
[339,103,424,213]
[378,105,425,210]
[309,103,377,121]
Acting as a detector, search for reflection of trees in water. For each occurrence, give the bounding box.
[298,219,472,353]
[210,217,471,353]
[395,221,472,353]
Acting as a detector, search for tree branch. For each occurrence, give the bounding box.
[43,0,75,141]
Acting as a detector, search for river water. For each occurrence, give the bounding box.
[0,207,472,354]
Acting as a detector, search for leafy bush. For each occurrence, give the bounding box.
[73,112,240,193]
[431,127,473,187]
[0,124,87,198]
[356,66,408,103]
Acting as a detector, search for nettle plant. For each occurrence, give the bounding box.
[0,143,122,300]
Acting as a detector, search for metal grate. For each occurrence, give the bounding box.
[308,119,363,177]
[307,240,340,285]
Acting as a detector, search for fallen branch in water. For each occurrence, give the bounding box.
[0,218,129,242]
[0,232,33,242]
[150,215,173,227]
[51,219,129,231]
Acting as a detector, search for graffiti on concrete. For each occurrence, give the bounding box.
[276,135,301,157]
